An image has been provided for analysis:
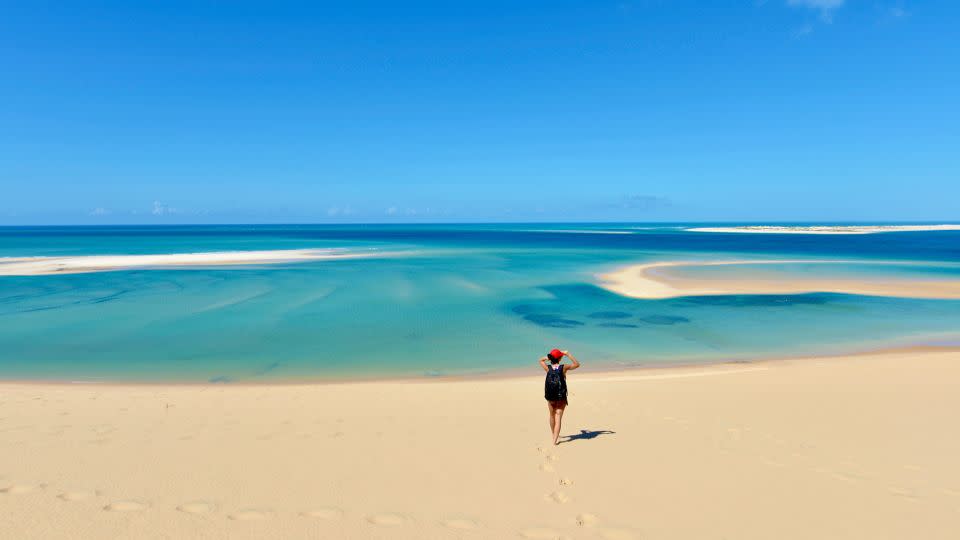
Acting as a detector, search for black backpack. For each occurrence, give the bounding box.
[544,366,567,401]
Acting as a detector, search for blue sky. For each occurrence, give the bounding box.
[1,1,957,224]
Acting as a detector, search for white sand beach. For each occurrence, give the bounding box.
[2,349,959,539]
[687,225,960,234]
[599,260,960,299]
[0,249,400,276]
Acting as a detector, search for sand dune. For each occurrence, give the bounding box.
[687,224,960,234]
[1,349,959,539]
[0,249,400,276]
[599,260,960,299]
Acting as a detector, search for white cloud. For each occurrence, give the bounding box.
[327,206,355,217]
[88,207,111,216]
[615,194,672,210]
[787,0,845,22]
[890,6,908,18]
[792,23,814,37]
[787,0,843,8]
[385,206,398,215]
[151,200,179,216]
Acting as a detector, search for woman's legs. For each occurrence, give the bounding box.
[552,403,566,445]
[547,402,557,435]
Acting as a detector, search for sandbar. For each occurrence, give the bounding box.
[687,224,960,234]
[599,260,960,299]
[0,249,398,276]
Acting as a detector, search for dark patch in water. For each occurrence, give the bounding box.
[639,314,690,325]
[13,304,66,314]
[541,284,616,301]
[87,290,128,304]
[598,322,639,328]
[511,304,539,315]
[208,375,231,383]
[523,313,584,328]
[676,295,830,307]
[255,361,282,376]
[587,311,632,319]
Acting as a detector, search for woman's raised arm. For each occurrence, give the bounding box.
[563,351,580,371]
[539,356,550,372]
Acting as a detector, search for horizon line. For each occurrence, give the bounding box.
[2,219,960,228]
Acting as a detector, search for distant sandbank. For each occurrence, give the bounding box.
[687,224,960,234]
[599,260,960,299]
[0,249,402,276]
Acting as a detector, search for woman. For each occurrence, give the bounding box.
[540,348,581,445]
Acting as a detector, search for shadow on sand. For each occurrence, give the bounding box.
[560,429,616,444]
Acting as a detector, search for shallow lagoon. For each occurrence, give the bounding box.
[1,224,959,381]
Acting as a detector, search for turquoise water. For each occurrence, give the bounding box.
[1,224,959,382]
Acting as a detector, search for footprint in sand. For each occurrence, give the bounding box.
[537,446,559,460]
[228,509,274,520]
[575,513,598,527]
[519,528,568,539]
[177,501,217,514]
[300,507,343,520]
[93,425,115,435]
[888,487,920,501]
[559,478,573,486]
[366,513,406,526]
[598,529,636,540]
[104,500,149,512]
[1,483,44,494]
[58,491,98,502]
[539,463,556,473]
[545,491,569,504]
[832,471,864,483]
[441,518,480,530]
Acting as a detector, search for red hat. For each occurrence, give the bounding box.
[548,349,564,361]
